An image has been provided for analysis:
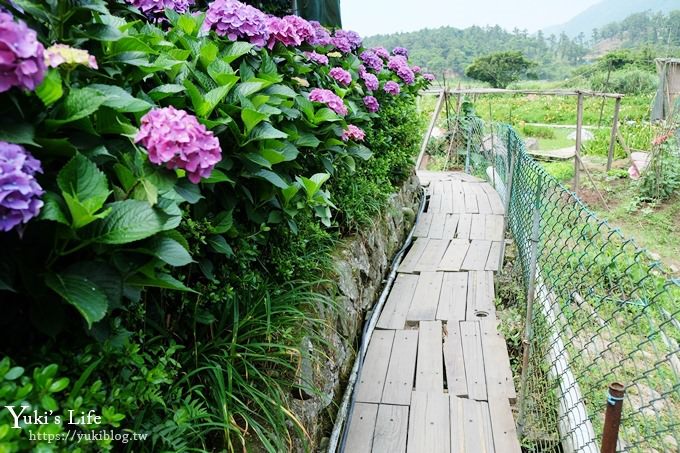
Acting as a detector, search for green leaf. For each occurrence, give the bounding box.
[245,123,288,143]
[4,367,24,380]
[254,169,289,189]
[87,200,179,245]
[222,41,254,63]
[348,144,373,160]
[0,122,38,146]
[281,185,300,205]
[148,84,185,101]
[178,14,198,35]
[297,173,330,199]
[45,272,109,328]
[145,237,193,266]
[132,179,159,205]
[241,108,268,135]
[57,153,110,216]
[89,84,152,113]
[81,23,122,41]
[202,169,233,184]
[265,84,297,98]
[47,88,107,126]
[110,36,156,55]
[36,70,63,106]
[235,81,268,98]
[199,85,232,117]
[296,132,321,148]
[49,378,70,393]
[210,210,233,234]
[313,108,340,124]
[65,262,123,310]
[63,192,111,229]
[207,235,233,256]
[128,272,196,292]
[199,41,219,67]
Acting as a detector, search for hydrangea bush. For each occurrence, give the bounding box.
[0,0,433,450]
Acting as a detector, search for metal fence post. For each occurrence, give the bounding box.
[601,382,625,453]
[498,144,516,272]
[516,177,543,437]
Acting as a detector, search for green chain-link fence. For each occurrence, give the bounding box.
[467,123,680,452]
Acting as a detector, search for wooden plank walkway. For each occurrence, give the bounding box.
[342,172,521,453]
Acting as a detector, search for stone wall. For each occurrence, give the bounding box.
[290,173,421,451]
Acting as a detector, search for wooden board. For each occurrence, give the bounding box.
[438,239,470,272]
[344,402,378,452]
[461,240,492,271]
[407,272,444,321]
[484,215,505,241]
[428,214,447,239]
[450,397,495,453]
[373,404,409,453]
[382,330,419,405]
[469,214,486,240]
[463,184,479,213]
[488,398,522,453]
[466,271,496,320]
[407,392,450,453]
[414,239,449,272]
[456,214,472,239]
[440,188,454,213]
[429,193,442,212]
[444,321,468,397]
[483,185,506,215]
[415,321,444,392]
[436,272,468,321]
[480,320,517,402]
[486,241,503,271]
[460,321,487,400]
[474,184,493,215]
[355,331,396,403]
[442,214,459,239]
[398,238,429,273]
[413,212,433,238]
[377,274,419,330]
[451,181,465,214]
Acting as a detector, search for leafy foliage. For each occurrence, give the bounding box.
[465,51,535,88]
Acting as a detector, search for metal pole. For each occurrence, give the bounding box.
[465,126,472,174]
[498,147,516,272]
[291,0,298,14]
[516,178,543,437]
[601,382,625,453]
[574,92,584,195]
[607,97,621,171]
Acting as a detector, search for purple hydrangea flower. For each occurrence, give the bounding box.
[332,29,361,53]
[392,46,409,58]
[360,50,383,72]
[341,125,365,142]
[423,73,435,81]
[135,107,222,184]
[266,14,314,49]
[125,0,194,17]
[363,95,379,113]
[361,71,379,91]
[309,88,347,116]
[373,47,390,59]
[203,0,269,47]
[329,67,351,86]
[412,65,421,73]
[0,12,46,93]
[304,51,328,65]
[308,20,332,46]
[0,142,44,232]
[387,55,415,85]
[384,81,400,95]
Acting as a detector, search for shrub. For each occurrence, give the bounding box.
[521,124,556,139]
[590,69,658,95]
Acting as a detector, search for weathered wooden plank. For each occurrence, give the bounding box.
[461,240,492,271]
[444,321,467,397]
[373,405,409,453]
[413,212,433,238]
[382,330,419,405]
[450,397,495,453]
[466,271,496,320]
[436,272,468,321]
[377,274,419,330]
[460,321,487,400]
[440,186,454,213]
[488,398,522,453]
[463,184,479,213]
[438,239,470,272]
[456,214,472,240]
[480,319,517,403]
[344,402,378,452]
[415,320,444,392]
[355,330,396,403]
[451,181,465,214]
[414,239,449,273]
[480,183,505,215]
[484,215,505,241]
[428,213,447,239]
[469,214,486,240]
[442,214,459,239]
[407,392,450,453]
[485,241,503,272]
[429,192,443,212]
[407,272,444,321]
[398,238,429,273]
[474,185,493,215]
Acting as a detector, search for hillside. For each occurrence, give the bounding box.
[544,0,680,38]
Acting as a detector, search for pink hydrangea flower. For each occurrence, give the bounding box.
[308,88,347,116]
[329,67,351,86]
[384,81,400,95]
[387,55,415,85]
[203,0,270,47]
[135,107,222,184]
[360,50,383,72]
[412,65,421,73]
[341,125,365,142]
[392,46,409,58]
[363,95,379,113]
[266,14,314,49]
[423,73,436,81]
[126,0,194,17]
[304,51,329,65]
[331,29,361,53]
[373,47,390,59]
[0,12,46,93]
[45,44,98,69]
[308,20,332,46]
[361,72,379,91]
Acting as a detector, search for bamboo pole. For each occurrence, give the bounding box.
[574,92,584,195]
[607,97,622,171]
[416,91,446,171]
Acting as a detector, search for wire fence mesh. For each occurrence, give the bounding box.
[467,123,680,452]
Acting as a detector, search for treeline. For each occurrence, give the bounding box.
[595,10,680,47]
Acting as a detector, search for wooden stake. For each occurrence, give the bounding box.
[574,92,584,195]
[416,91,446,171]
[607,97,621,171]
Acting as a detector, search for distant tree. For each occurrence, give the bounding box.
[464,51,535,88]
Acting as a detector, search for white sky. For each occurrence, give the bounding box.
[341,0,602,37]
